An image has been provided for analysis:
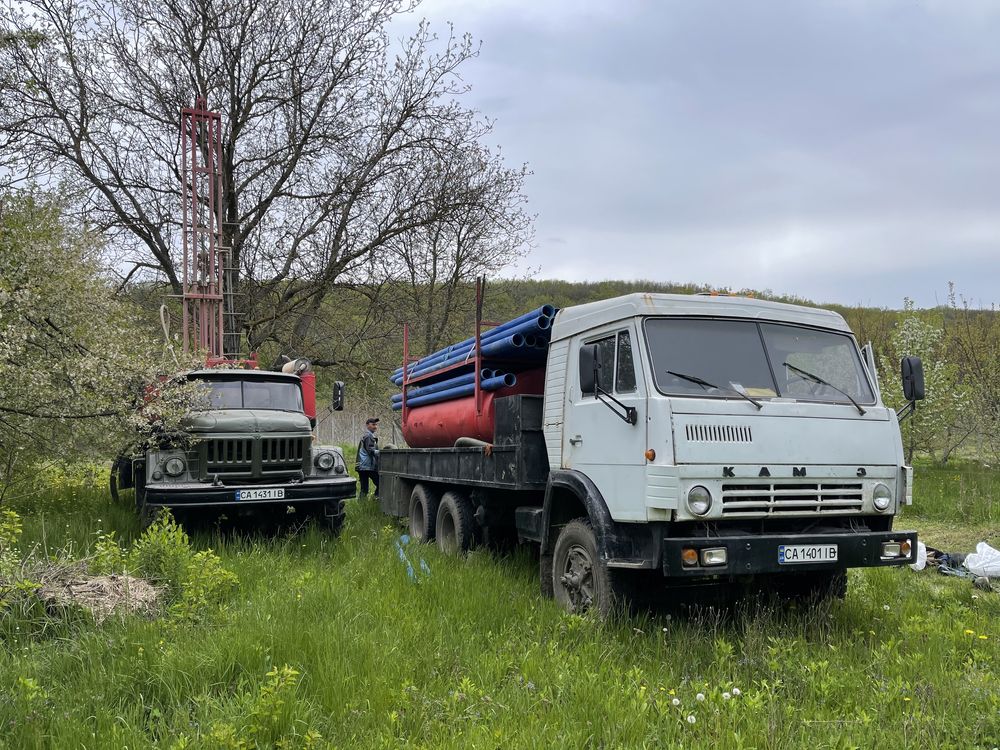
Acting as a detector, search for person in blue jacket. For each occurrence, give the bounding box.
[356,417,380,499]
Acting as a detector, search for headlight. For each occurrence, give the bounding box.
[164,457,186,477]
[314,452,335,471]
[687,485,713,516]
[873,483,892,512]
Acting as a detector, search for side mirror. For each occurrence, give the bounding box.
[332,381,345,411]
[901,357,924,401]
[579,344,599,397]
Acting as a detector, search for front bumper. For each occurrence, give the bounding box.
[145,477,357,510]
[662,529,917,578]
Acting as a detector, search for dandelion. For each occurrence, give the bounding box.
[882,604,890,611]
[979,635,989,640]
[695,692,705,702]
[686,715,696,724]
[722,692,731,700]
[732,687,741,696]
[903,697,911,702]
[662,627,668,633]
[964,629,975,636]
[672,698,681,706]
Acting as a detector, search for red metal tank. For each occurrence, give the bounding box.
[401,369,545,447]
[299,371,317,422]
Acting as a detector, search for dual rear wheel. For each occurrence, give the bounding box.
[408,483,477,555]
[406,486,621,616]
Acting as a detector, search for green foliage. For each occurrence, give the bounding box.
[879,301,976,464]
[127,510,238,621]
[0,476,997,747]
[89,530,126,575]
[0,507,21,576]
[0,192,200,496]
[127,511,193,601]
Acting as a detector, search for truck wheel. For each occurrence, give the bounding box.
[436,491,475,555]
[132,466,155,529]
[539,554,554,598]
[408,484,440,543]
[110,466,121,504]
[552,518,619,618]
[110,456,132,504]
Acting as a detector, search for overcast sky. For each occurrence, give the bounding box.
[396,0,1000,309]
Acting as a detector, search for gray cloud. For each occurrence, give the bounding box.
[399,0,1000,307]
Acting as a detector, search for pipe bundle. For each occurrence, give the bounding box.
[390,304,557,413]
[391,304,556,386]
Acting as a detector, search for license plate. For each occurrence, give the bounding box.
[779,544,838,564]
[235,488,285,501]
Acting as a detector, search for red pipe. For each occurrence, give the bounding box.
[401,369,545,447]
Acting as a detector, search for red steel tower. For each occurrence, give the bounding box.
[180,97,231,360]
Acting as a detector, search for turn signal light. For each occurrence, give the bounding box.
[681,548,699,567]
[644,449,656,461]
[900,539,912,557]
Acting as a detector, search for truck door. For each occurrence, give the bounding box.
[563,326,647,522]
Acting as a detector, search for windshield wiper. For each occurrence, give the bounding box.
[782,362,866,415]
[666,370,763,410]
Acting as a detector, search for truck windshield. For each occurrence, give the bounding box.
[196,379,304,411]
[644,318,875,405]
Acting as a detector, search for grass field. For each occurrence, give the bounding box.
[1,462,998,749]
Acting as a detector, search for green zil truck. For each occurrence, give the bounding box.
[111,368,354,530]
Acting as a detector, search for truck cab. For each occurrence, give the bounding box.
[536,294,917,609]
[119,369,355,530]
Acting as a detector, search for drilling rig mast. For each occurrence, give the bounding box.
[180,97,240,362]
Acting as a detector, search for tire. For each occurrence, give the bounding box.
[539,554,554,599]
[552,518,621,618]
[323,502,345,537]
[436,490,476,555]
[408,483,440,543]
[132,464,156,529]
[109,465,120,503]
[110,456,133,504]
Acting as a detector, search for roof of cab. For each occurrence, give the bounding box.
[550,293,852,341]
[187,368,301,381]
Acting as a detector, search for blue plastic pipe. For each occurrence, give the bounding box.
[391,369,502,404]
[391,316,553,384]
[391,373,516,411]
[391,318,546,382]
[391,304,556,381]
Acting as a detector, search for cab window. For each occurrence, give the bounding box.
[616,331,636,393]
[585,330,637,394]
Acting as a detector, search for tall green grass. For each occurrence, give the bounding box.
[0,466,998,748]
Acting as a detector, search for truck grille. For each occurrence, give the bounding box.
[201,436,309,479]
[204,438,253,473]
[260,437,307,473]
[721,482,863,517]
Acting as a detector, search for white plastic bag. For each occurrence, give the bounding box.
[964,542,1000,578]
[909,540,927,571]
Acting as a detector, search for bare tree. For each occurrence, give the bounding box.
[0,0,531,358]
[367,143,533,355]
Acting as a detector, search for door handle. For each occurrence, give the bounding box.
[569,435,583,446]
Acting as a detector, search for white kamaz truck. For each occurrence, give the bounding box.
[380,293,924,614]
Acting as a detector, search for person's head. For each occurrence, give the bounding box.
[366,417,379,432]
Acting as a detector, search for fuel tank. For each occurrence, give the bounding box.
[401,369,545,447]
